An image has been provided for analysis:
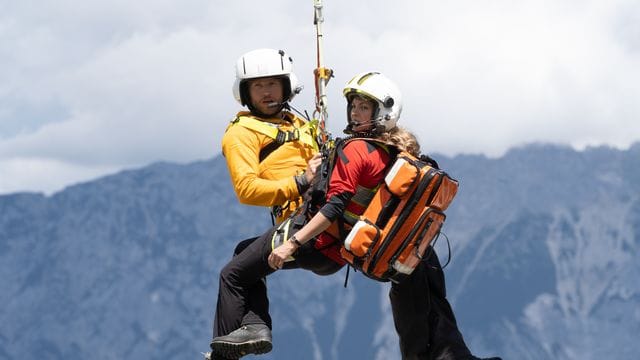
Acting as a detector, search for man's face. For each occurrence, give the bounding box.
[248,77,285,116]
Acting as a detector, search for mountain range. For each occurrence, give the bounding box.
[1,142,639,360]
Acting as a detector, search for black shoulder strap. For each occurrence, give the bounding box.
[259,141,283,162]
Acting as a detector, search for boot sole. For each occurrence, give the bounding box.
[211,338,272,358]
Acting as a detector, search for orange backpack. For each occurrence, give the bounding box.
[339,149,459,283]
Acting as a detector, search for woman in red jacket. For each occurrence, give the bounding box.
[208,72,499,360]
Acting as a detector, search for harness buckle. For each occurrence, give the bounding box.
[289,128,300,141]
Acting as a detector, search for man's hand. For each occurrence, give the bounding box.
[305,153,322,183]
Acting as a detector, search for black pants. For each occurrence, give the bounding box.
[213,227,342,338]
[213,229,472,360]
[389,251,473,360]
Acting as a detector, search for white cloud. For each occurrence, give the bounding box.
[1,0,639,194]
[0,157,119,195]
[1,28,226,164]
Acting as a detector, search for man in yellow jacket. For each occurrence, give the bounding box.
[207,49,322,360]
[222,48,321,224]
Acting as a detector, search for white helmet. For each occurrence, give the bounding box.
[343,71,402,134]
[232,48,302,108]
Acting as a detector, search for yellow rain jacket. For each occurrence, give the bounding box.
[222,111,319,223]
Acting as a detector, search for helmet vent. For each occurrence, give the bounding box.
[279,50,285,70]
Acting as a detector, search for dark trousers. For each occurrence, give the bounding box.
[390,251,473,360]
[213,227,342,338]
[213,232,473,360]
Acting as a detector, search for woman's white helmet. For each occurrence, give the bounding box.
[343,71,402,134]
[232,48,302,107]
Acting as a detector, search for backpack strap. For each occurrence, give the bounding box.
[332,138,397,236]
[303,136,399,239]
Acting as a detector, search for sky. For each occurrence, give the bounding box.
[1,0,639,195]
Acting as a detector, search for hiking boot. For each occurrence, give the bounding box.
[210,324,272,358]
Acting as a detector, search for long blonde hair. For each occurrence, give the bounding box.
[377,126,421,157]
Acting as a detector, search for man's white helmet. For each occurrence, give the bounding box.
[343,71,403,133]
[232,48,302,107]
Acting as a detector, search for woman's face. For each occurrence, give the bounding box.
[349,97,375,133]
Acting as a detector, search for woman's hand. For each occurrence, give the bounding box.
[268,240,298,270]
